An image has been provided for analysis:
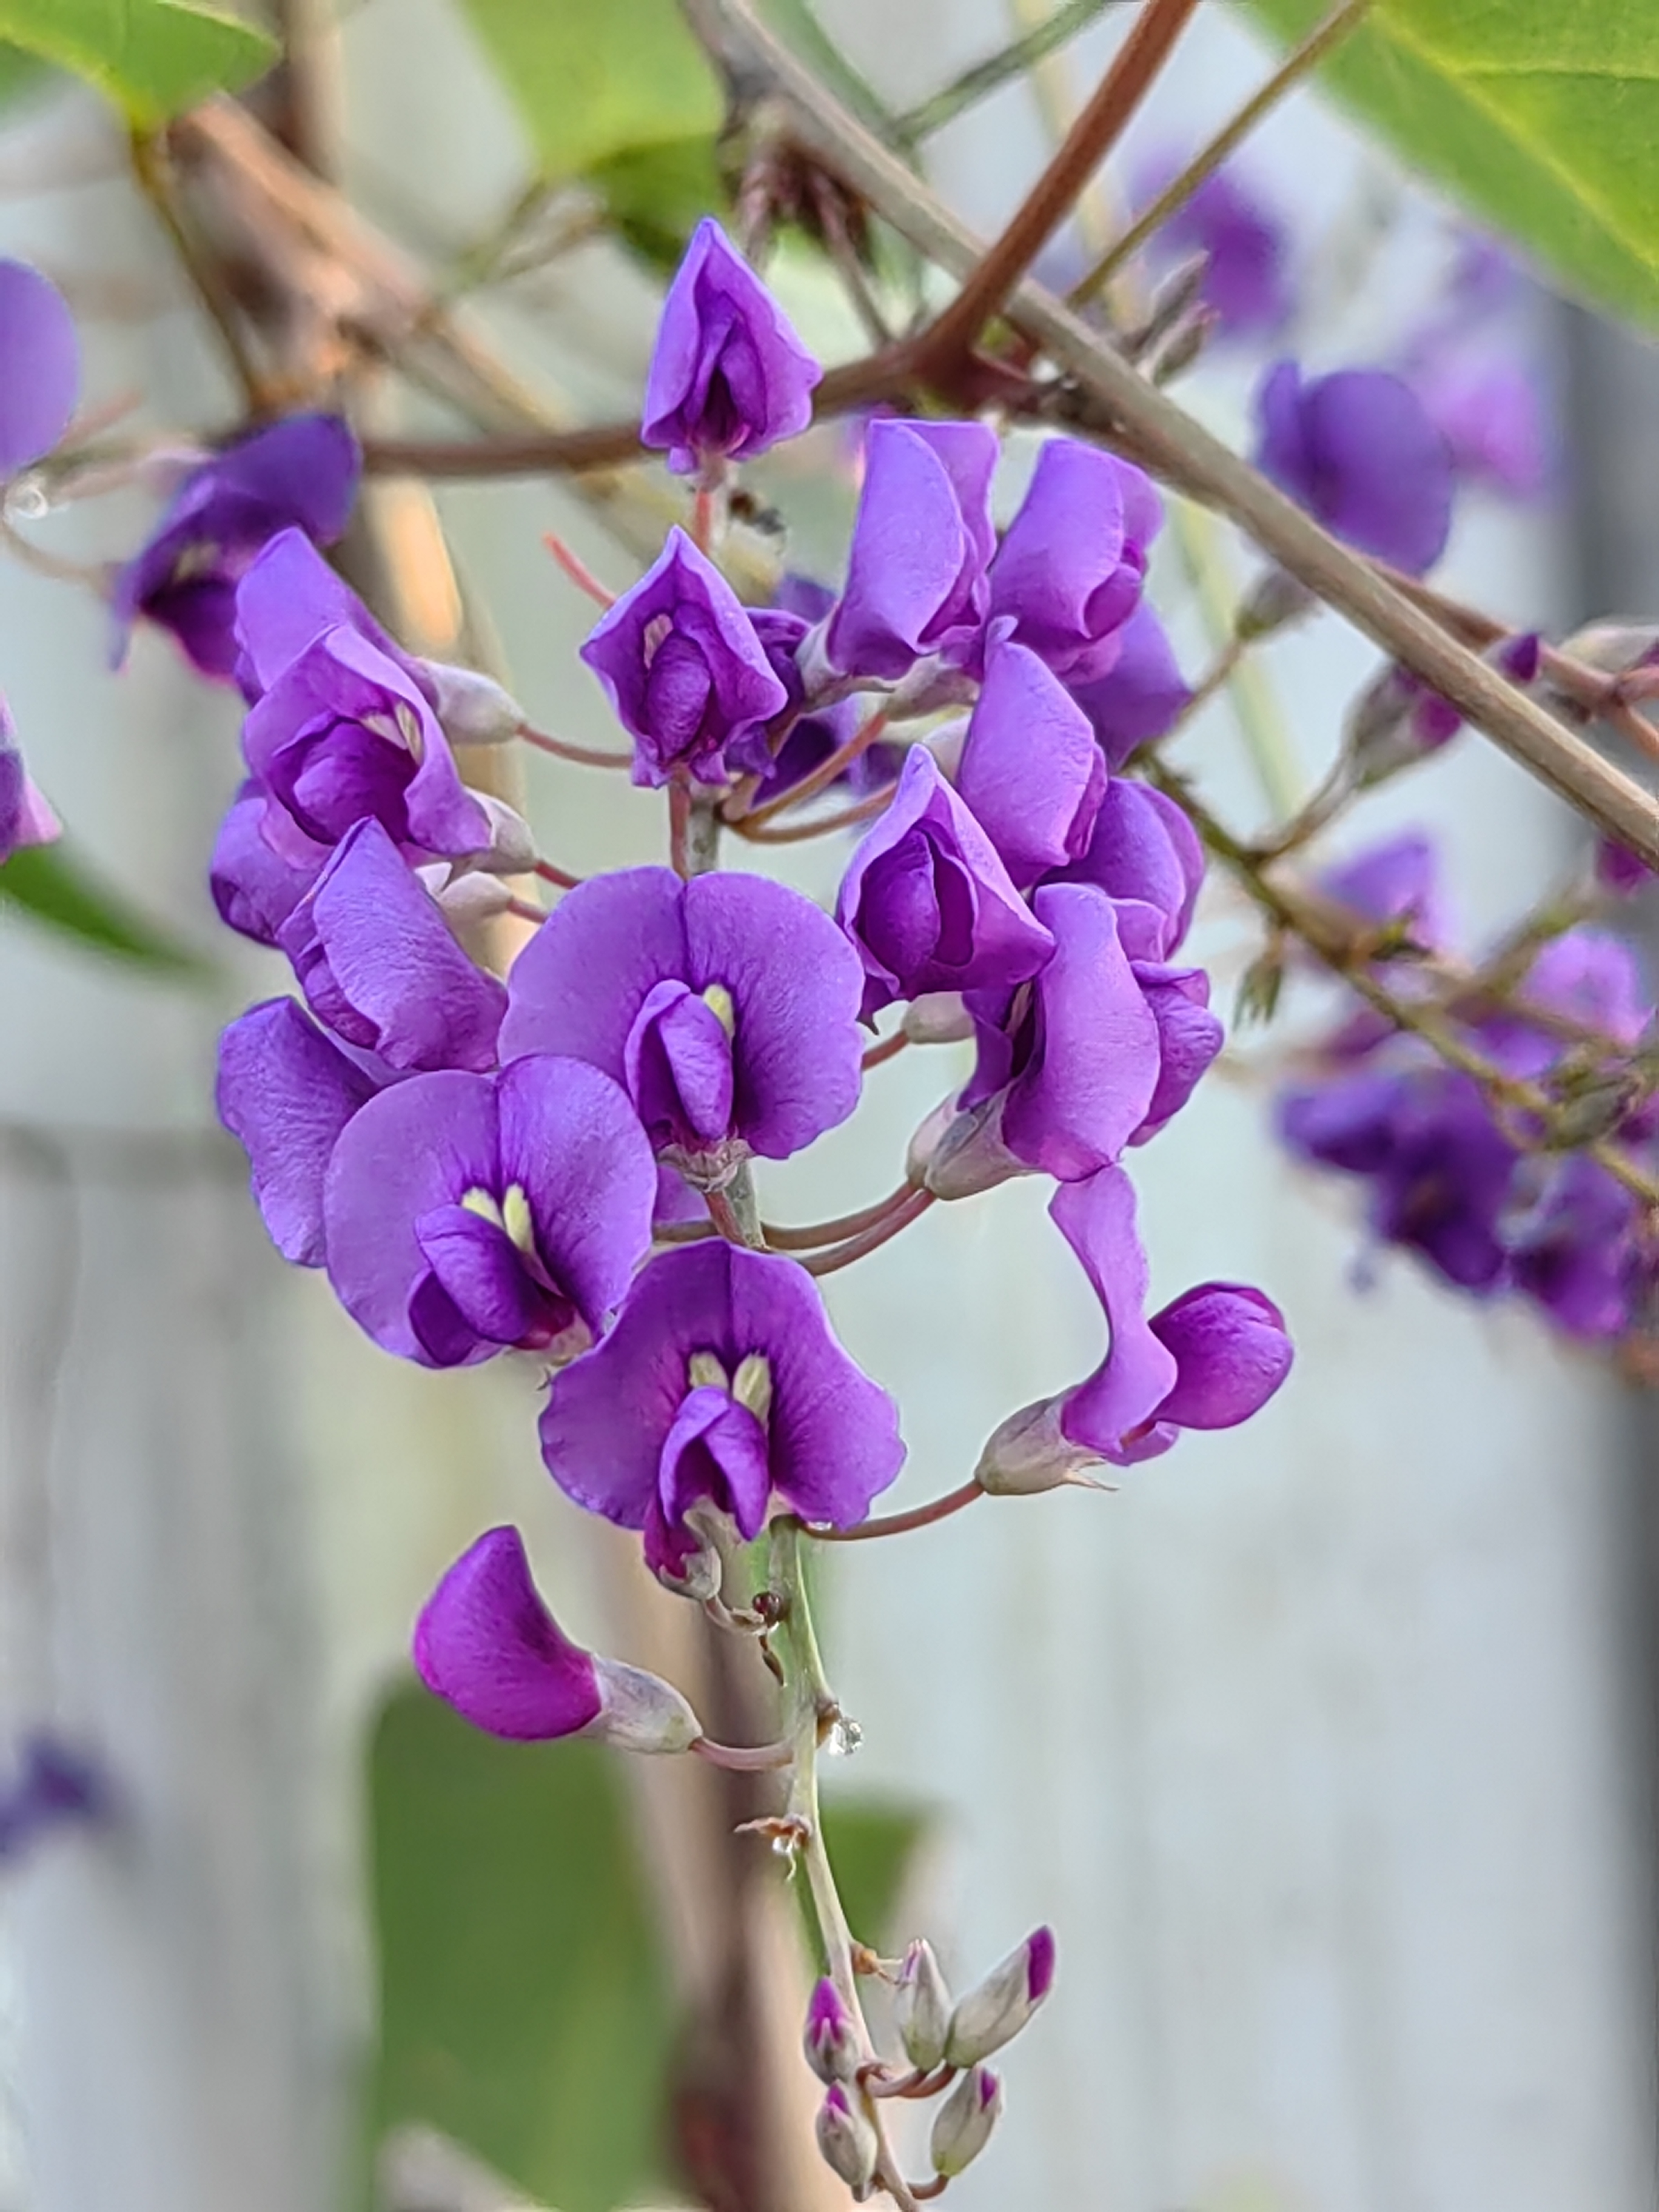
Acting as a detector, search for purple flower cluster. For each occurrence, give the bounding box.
[207,222,1290,1748]
[1279,833,1659,1340]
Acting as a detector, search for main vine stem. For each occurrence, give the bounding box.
[679,789,922,2211]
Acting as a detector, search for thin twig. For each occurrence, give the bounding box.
[808,1478,985,1543]
[764,1181,920,1251]
[800,1187,936,1275]
[1067,0,1373,310]
[893,0,1126,147]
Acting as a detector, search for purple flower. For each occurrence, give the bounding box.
[1255,361,1454,574]
[836,748,1054,1020]
[209,779,322,945]
[0,260,78,477]
[1597,837,1652,897]
[579,529,788,787]
[1322,831,1452,951]
[114,415,359,680]
[825,419,997,680]
[276,817,506,1073]
[538,1239,904,1580]
[1280,1065,1517,1292]
[216,997,383,1266]
[0,1733,112,1866]
[642,218,821,477]
[1067,601,1191,766]
[1141,163,1290,336]
[954,632,1105,887]
[977,1166,1292,1486]
[501,866,864,1175]
[1128,958,1224,1144]
[985,439,1159,683]
[1509,1156,1643,1342]
[1407,352,1550,501]
[322,1055,658,1368]
[0,700,59,864]
[1048,775,1204,960]
[238,558,492,863]
[924,884,1164,1195]
[235,525,400,696]
[416,1526,701,1750]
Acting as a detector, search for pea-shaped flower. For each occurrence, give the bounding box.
[579,529,789,788]
[538,1240,904,1586]
[323,1054,659,1368]
[500,866,865,1179]
[826,418,997,680]
[985,438,1159,685]
[976,1165,1292,1489]
[1255,360,1453,574]
[642,218,821,476]
[417,1526,702,1751]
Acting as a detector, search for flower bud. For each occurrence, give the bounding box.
[930,2065,1003,2178]
[589,1657,703,1755]
[421,660,525,747]
[464,791,538,875]
[974,1399,1098,1496]
[893,1939,952,2070]
[420,867,515,925]
[1235,565,1315,642]
[803,1976,862,2083]
[814,2083,878,2198]
[945,1926,1056,2066]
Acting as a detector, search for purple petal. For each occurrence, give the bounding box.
[986,439,1158,683]
[642,218,821,474]
[1067,602,1191,766]
[1050,775,1203,956]
[658,1385,774,1540]
[1148,1284,1292,1427]
[1001,885,1162,1179]
[1256,360,1453,575]
[825,419,997,680]
[1322,831,1451,950]
[956,634,1104,886]
[209,781,324,944]
[276,816,506,1072]
[1130,963,1224,1141]
[503,866,687,1078]
[216,998,380,1265]
[415,1527,603,1740]
[1049,1166,1179,1460]
[234,527,399,695]
[0,261,79,475]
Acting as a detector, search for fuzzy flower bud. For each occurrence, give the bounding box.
[803,1976,862,2083]
[930,2065,1003,2178]
[945,1926,1056,2066]
[893,1939,952,2070]
[814,2083,878,2198]
[421,662,525,747]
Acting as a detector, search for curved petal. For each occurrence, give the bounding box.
[216,998,380,1266]
[0,260,78,475]
[415,1527,602,1740]
[957,637,1104,886]
[1048,1166,1178,1460]
[501,866,689,1076]
[1148,1284,1292,1429]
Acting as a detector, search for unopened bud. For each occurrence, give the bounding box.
[803,1977,862,2083]
[902,992,974,1045]
[930,2065,1003,2178]
[430,870,515,925]
[893,1939,952,2070]
[909,1095,1019,1201]
[1558,620,1659,681]
[423,660,526,747]
[974,1398,1096,1496]
[463,791,538,875]
[1235,566,1315,642]
[1147,306,1218,386]
[1127,252,1209,355]
[589,1657,703,1755]
[945,1926,1056,2066]
[814,2083,878,2198]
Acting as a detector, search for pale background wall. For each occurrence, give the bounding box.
[0,5,1654,2211]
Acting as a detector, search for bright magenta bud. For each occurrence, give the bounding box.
[803,1976,860,2084]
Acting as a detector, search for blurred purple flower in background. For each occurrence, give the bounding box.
[0,258,78,477]
[1255,360,1454,573]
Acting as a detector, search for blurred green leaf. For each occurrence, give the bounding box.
[757,0,900,146]
[365,1683,675,2212]
[457,0,723,179]
[588,132,726,270]
[1238,0,1659,326]
[0,41,50,107]
[0,0,273,122]
[0,843,204,973]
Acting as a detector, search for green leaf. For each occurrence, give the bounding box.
[1236,0,1659,326]
[0,843,204,973]
[587,132,727,270]
[0,1,273,122]
[456,0,723,179]
[364,1683,675,2212]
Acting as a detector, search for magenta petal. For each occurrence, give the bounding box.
[216,998,380,1265]
[957,635,1104,886]
[415,1527,603,1741]
[1050,1166,1179,1460]
[1148,1284,1292,1428]
[0,261,79,475]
